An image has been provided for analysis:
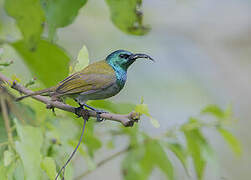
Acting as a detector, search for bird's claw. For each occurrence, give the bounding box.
[74,106,90,120]
[75,103,107,122]
[74,106,83,117]
[95,110,107,122]
[46,103,56,116]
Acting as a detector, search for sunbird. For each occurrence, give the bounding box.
[17,50,154,120]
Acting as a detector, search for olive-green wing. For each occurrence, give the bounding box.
[55,61,116,95]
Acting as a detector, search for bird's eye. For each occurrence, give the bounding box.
[119,54,130,59]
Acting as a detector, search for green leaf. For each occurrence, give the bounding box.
[0,115,8,143]
[105,0,150,35]
[218,128,242,156]
[183,118,213,180]
[13,161,25,180]
[41,0,88,39]
[224,104,233,119]
[122,140,174,180]
[181,117,201,131]
[184,130,205,180]
[135,103,160,128]
[0,159,20,180]
[122,147,148,180]
[11,39,70,87]
[147,140,174,180]
[135,103,150,116]
[201,105,224,118]
[84,132,102,157]
[120,124,140,147]
[41,157,57,180]
[70,45,89,74]
[0,164,7,180]
[15,120,43,180]
[64,162,74,180]
[5,0,45,48]
[167,142,188,175]
[3,150,14,167]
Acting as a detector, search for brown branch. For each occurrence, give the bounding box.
[0,73,140,127]
[75,146,131,180]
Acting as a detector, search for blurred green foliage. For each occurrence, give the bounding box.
[5,0,45,49]
[40,0,88,40]
[106,0,150,35]
[15,119,43,180]
[12,39,70,87]
[0,0,241,180]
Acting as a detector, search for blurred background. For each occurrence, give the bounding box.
[1,0,251,179]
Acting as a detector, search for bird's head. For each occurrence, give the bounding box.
[106,50,154,71]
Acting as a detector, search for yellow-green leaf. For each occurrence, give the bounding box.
[183,119,213,180]
[218,128,242,156]
[201,105,224,118]
[135,103,160,128]
[167,143,189,175]
[135,104,150,116]
[71,45,89,73]
[41,157,57,180]
[0,165,7,180]
[147,140,174,180]
[3,150,14,167]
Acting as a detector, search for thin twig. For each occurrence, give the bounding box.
[0,73,140,127]
[55,116,88,180]
[75,146,131,180]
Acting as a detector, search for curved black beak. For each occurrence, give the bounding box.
[129,53,155,62]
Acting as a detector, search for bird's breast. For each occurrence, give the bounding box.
[76,82,122,104]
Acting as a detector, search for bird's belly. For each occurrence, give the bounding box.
[75,83,122,104]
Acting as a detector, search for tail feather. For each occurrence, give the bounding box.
[16,87,54,101]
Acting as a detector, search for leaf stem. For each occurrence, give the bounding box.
[55,116,88,180]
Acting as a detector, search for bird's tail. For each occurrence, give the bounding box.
[16,87,55,101]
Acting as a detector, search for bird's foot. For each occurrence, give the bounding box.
[94,109,108,122]
[74,106,90,120]
[46,103,56,116]
[74,106,83,118]
[78,103,108,122]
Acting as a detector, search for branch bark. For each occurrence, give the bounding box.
[0,73,140,127]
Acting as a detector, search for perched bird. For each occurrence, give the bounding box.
[17,50,154,120]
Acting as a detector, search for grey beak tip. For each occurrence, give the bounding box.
[130,53,155,62]
[148,56,155,62]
